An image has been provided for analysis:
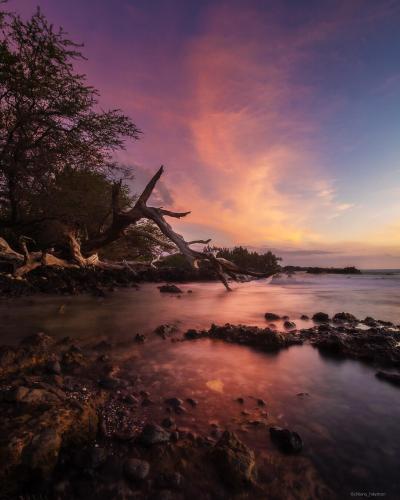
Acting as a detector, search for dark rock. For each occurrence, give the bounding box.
[300,315,309,320]
[184,329,201,340]
[264,312,280,321]
[332,312,358,323]
[257,398,266,407]
[284,320,296,330]
[211,431,256,489]
[282,315,290,320]
[376,371,400,387]
[156,471,182,489]
[47,360,62,375]
[312,312,330,323]
[158,284,183,294]
[186,397,198,407]
[269,426,303,453]
[296,392,310,398]
[162,417,175,428]
[138,424,170,446]
[165,397,184,408]
[236,397,244,404]
[124,394,139,405]
[155,324,176,339]
[134,334,146,343]
[124,458,150,481]
[98,376,121,390]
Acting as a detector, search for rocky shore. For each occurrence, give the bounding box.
[1,311,399,498]
[0,266,221,298]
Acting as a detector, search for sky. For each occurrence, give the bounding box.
[13,0,400,267]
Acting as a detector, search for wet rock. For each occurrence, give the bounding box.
[47,359,62,375]
[257,398,266,407]
[165,397,184,408]
[155,324,177,339]
[98,376,121,390]
[124,458,150,481]
[184,329,201,340]
[284,320,296,330]
[264,312,280,321]
[138,424,170,446]
[162,417,175,428]
[158,284,183,294]
[296,392,310,398]
[332,312,358,323]
[134,333,146,343]
[312,312,330,323]
[236,397,244,404]
[376,371,400,387]
[300,315,309,320]
[186,397,198,407]
[269,426,303,453]
[211,431,256,489]
[363,316,378,327]
[156,471,182,489]
[282,315,290,320]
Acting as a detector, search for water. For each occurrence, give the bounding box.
[1,272,400,497]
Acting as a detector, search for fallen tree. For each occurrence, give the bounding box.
[0,167,275,290]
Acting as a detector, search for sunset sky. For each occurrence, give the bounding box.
[16,0,400,267]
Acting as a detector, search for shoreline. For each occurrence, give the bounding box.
[1,313,399,498]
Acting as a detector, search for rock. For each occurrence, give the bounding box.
[269,426,303,453]
[162,417,175,428]
[296,392,310,398]
[184,329,200,340]
[165,397,184,408]
[284,320,296,330]
[211,431,256,489]
[124,394,139,405]
[264,312,280,321]
[20,332,54,348]
[312,312,330,323]
[186,397,198,407]
[363,316,378,327]
[158,284,183,294]
[282,315,290,320]
[134,334,146,343]
[156,471,182,489]
[138,424,170,446]
[257,398,266,407]
[141,397,153,406]
[98,376,121,390]
[332,312,358,323]
[300,315,309,320]
[155,324,176,339]
[47,360,62,375]
[236,397,244,404]
[124,458,150,481]
[376,371,400,387]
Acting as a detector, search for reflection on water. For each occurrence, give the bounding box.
[127,339,400,497]
[1,273,400,496]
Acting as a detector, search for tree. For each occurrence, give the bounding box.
[0,7,276,290]
[0,8,140,225]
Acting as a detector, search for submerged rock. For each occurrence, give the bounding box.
[284,320,296,330]
[300,314,309,320]
[211,431,256,489]
[269,426,303,453]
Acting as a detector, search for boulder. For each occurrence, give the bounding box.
[138,424,170,446]
[211,431,256,489]
[269,426,303,453]
[124,458,150,481]
[312,312,330,323]
[284,321,296,330]
[332,312,358,323]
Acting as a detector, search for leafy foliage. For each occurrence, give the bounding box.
[0,7,140,224]
[206,245,281,273]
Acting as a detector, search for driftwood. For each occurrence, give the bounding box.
[0,167,274,290]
